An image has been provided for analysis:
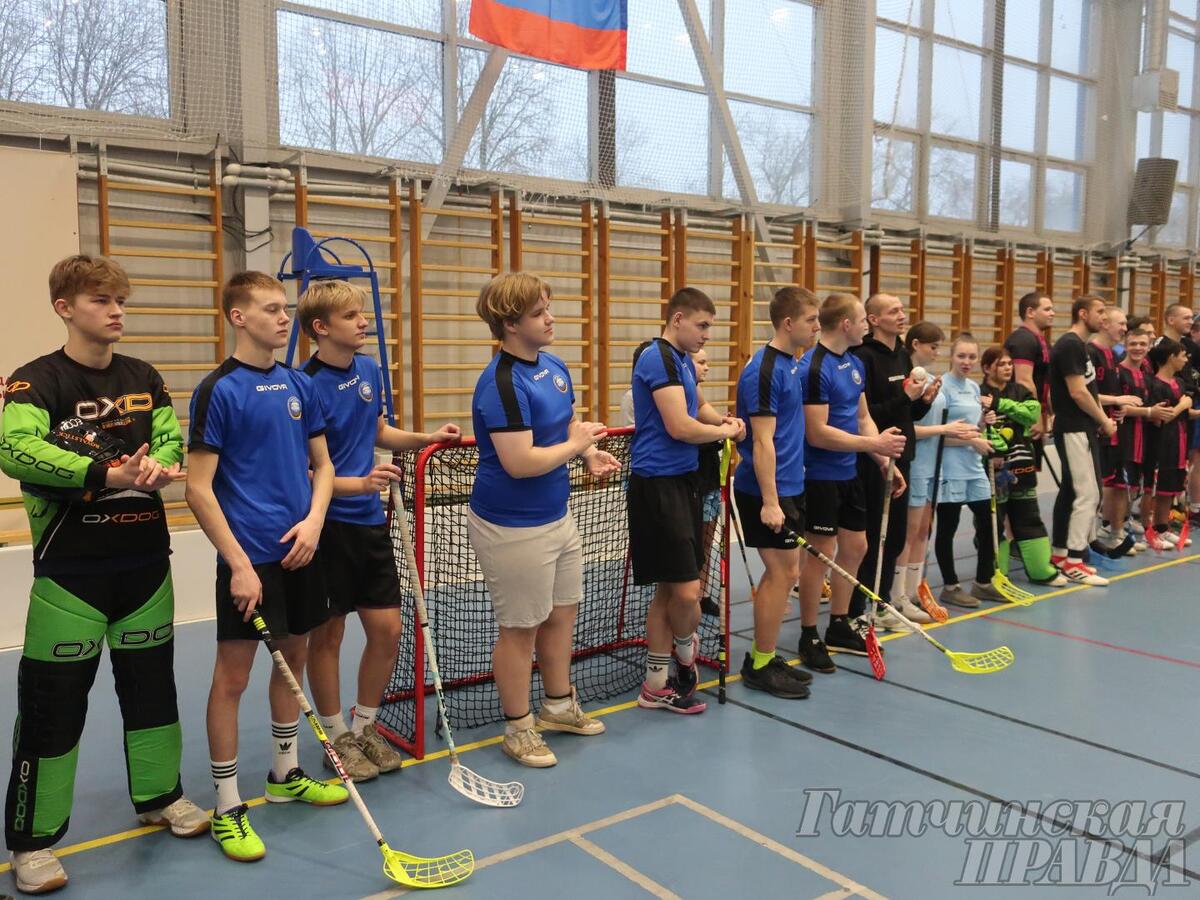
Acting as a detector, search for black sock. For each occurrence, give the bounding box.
[1156,522,1170,532]
[830,614,848,626]
[800,625,819,640]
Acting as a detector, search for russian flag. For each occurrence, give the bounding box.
[469,0,628,71]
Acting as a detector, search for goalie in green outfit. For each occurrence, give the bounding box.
[0,256,208,896]
[980,345,1066,587]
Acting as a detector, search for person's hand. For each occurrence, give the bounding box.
[903,377,924,400]
[104,443,150,490]
[872,426,906,458]
[761,501,785,533]
[134,457,184,492]
[429,422,462,444]
[970,437,993,456]
[921,376,943,404]
[1030,420,1044,440]
[891,467,907,498]
[361,463,403,494]
[584,450,621,479]
[1098,418,1117,439]
[230,565,263,622]
[1117,395,1143,408]
[280,515,322,571]
[722,415,746,441]
[980,393,993,410]
[982,410,997,426]
[1149,402,1173,423]
[1112,407,1127,423]
[569,419,607,453]
[945,419,979,441]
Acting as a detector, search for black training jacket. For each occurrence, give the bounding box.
[851,334,931,463]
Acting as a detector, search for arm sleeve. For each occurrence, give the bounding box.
[745,361,778,417]
[996,395,1041,428]
[148,368,184,467]
[299,376,327,438]
[802,357,831,406]
[641,346,681,393]
[1006,331,1038,366]
[478,373,532,433]
[862,354,912,424]
[1060,341,1088,378]
[188,382,227,453]
[0,381,107,490]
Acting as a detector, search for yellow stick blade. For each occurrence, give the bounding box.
[382,845,475,889]
[992,574,1035,605]
[948,645,1014,674]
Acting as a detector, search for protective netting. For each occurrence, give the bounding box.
[379,430,727,758]
[0,0,259,142]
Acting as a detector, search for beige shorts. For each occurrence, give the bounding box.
[466,509,583,628]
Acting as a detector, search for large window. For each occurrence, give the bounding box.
[1137,2,1200,248]
[0,0,170,118]
[873,0,1094,233]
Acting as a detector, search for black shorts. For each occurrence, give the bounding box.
[1153,464,1186,497]
[734,491,805,550]
[804,478,867,535]
[215,556,329,641]
[320,519,404,616]
[627,471,703,585]
[1117,459,1146,490]
[1099,442,1122,487]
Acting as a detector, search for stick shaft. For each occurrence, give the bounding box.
[793,537,951,656]
[253,617,386,846]
[920,410,951,580]
[872,459,895,595]
[390,484,462,764]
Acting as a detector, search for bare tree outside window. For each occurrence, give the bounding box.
[0,0,168,116]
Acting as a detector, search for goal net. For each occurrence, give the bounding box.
[377,428,728,759]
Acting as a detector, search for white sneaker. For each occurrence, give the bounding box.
[1130,519,1145,536]
[138,795,211,837]
[893,596,933,626]
[11,849,68,894]
[1060,561,1109,587]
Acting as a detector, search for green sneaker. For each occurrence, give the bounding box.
[264,767,349,806]
[210,804,265,862]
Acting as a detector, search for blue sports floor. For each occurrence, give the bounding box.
[1,493,1197,899]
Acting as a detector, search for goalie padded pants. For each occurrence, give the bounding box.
[5,561,183,851]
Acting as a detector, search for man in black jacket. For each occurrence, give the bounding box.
[850,294,940,629]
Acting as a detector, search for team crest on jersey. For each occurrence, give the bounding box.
[851,369,862,385]
[359,380,374,402]
[553,374,568,393]
[287,396,303,420]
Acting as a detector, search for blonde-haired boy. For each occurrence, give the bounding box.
[298,279,460,781]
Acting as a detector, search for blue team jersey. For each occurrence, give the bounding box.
[303,353,386,526]
[735,344,806,496]
[799,343,866,481]
[630,338,699,477]
[189,358,327,565]
[471,351,575,527]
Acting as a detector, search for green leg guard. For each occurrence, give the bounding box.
[998,538,1011,573]
[5,578,106,851]
[106,571,183,812]
[1017,537,1058,583]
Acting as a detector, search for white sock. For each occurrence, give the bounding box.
[672,633,696,665]
[211,758,240,815]
[892,564,907,597]
[905,564,923,597]
[645,652,671,690]
[504,712,532,735]
[319,712,348,740]
[350,704,378,736]
[271,720,299,781]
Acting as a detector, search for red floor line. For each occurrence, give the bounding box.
[991,616,1200,669]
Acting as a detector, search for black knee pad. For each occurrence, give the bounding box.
[109,642,179,732]
[15,656,99,758]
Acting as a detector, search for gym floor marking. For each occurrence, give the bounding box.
[358,794,887,900]
[1,552,1193,876]
[990,616,1200,668]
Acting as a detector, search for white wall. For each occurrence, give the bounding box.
[0,528,216,650]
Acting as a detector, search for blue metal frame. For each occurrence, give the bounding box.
[278,226,396,425]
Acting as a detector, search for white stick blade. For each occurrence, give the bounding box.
[449,762,524,807]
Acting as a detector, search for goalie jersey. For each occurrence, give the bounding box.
[0,349,183,575]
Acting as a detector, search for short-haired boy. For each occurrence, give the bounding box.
[298,280,460,780]
[186,272,346,864]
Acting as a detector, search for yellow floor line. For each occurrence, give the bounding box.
[5,551,1194,874]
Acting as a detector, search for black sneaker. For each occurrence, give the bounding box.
[824,617,868,656]
[672,635,700,698]
[798,634,837,673]
[699,595,721,617]
[740,654,810,698]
